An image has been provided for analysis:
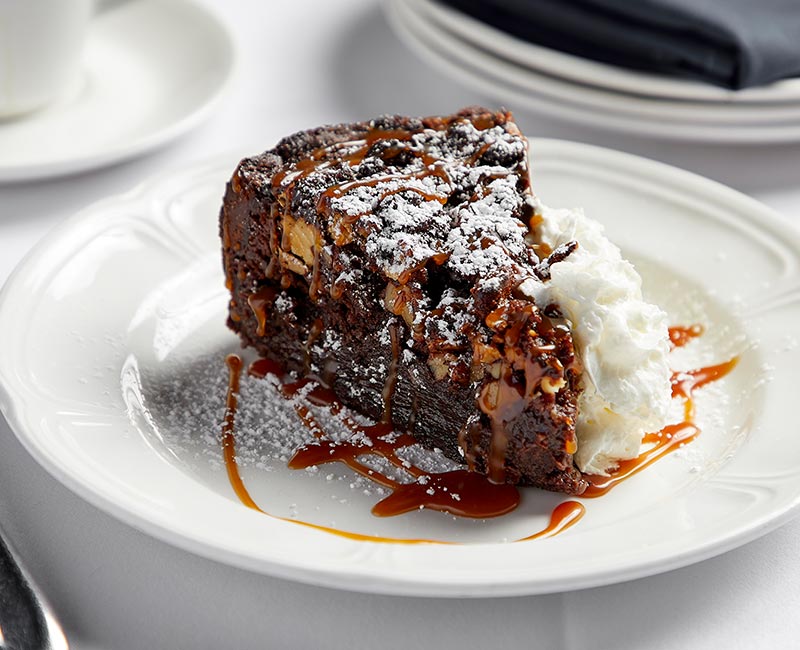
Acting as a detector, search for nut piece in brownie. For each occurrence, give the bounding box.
[220,107,587,495]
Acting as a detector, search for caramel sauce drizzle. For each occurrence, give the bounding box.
[308,245,323,302]
[517,501,586,541]
[583,325,738,497]
[319,168,450,210]
[223,354,583,540]
[223,355,448,544]
[246,286,276,337]
[668,323,704,350]
[458,415,480,473]
[221,355,262,512]
[671,358,740,421]
[271,122,467,193]
[266,116,514,299]
[221,354,538,544]
[478,302,550,484]
[219,321,737,541]
[303,318,325,374]
[248,358,521,520]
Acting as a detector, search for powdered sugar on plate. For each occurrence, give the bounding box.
[133,350,458,499]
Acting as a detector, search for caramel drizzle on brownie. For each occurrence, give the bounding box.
[267,113,514,288]
[246,286,277,337]
[475,302,575,484]
[270,123,456,207]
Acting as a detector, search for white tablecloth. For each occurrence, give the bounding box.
[1,1,799,648]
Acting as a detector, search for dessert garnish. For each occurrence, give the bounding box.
[217,108,738,542]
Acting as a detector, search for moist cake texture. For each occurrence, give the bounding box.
[220,107,588,495]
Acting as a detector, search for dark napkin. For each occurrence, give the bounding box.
[438,0,800,89]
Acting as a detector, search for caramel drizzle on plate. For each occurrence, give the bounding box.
[222,354,526,545]
[222,356,441,544]
[248,357,522,520]
[219,323,737,543]
[517,501,586,541]
[668,323,704,350]
[583,325,738,497]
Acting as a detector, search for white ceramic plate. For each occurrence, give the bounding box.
[388,0,800,143]
[0,0,235,183]
[415,0,800,104]
[1,142,799,597]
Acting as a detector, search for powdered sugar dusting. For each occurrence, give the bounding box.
[287,115,535,285]
[425,289,474,350]
[136,352,457,499]
[362,192,451,281]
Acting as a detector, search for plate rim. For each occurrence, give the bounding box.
[2,141,800,597]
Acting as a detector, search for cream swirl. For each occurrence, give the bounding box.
[520,202,671,475]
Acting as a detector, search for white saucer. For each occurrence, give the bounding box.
[0,0,235,183]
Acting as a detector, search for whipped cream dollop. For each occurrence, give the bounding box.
[519,202,671,475]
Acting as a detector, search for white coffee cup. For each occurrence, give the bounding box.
[0,0,93,118]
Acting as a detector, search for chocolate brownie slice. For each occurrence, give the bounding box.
[220,107,587,495]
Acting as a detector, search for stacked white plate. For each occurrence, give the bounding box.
[386,0,800,143]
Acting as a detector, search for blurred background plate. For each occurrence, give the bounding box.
[415,0,800,104]
[0,0,235,183]
[388,0,800,142]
